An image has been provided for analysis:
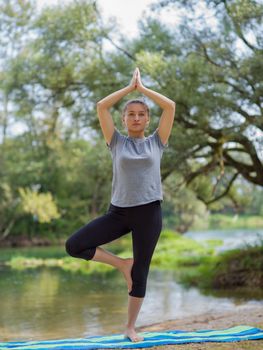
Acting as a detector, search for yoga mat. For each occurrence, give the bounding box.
[1,325,263,349]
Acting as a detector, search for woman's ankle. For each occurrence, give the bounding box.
[124,326,144,342]
[125,324,134,331]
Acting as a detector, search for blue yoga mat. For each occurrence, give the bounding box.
[1,325,263,349]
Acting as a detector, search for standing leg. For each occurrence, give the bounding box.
[124,201,163,341]
[124,296,144,341]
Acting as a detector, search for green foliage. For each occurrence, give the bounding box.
[18,187,60,223]
[0,0,262,244]
[0,133,112,240]
[177,240,263,289]
[0,182,18,240]
[215,243,263,273]
[3,229,262,289]
[133,0,263,202]
[6,255,114,275]
[208,213,263,229]
[3,230,222,275]
[163,174,209,232]
[151,230,221,269]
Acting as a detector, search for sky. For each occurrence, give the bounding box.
[37,0,161,38]
[96,0,157,37]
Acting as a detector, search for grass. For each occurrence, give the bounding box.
[4,230,221,274]
[177,241,263,289]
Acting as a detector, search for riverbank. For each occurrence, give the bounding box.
[1,214,263,248]
[139,304,263,349]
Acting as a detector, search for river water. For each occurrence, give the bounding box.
[0,228,263,341]
[185,227,263,252]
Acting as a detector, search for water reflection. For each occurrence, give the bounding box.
[141,270,263,324]
[0,267,262,341]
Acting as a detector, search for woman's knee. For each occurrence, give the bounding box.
[65,237,96,260]
[65,236,83,257]
[129,282,147,298]
[65,237,76,257]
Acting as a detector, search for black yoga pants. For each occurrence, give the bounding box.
[65,200,162,298]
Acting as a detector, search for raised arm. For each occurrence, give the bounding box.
[97,70,137,145]
[135,68,176,146]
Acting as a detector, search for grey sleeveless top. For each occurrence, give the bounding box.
[107,128,168,207]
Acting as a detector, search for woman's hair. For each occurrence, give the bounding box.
[122,99,150,115]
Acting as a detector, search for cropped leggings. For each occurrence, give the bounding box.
[65,200,162,298]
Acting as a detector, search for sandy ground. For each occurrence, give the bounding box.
[136,304,263,350]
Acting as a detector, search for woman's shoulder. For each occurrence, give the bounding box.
[106,128,126,149]
[148,129,169,149]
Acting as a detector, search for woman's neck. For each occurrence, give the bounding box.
[127,131,145,139]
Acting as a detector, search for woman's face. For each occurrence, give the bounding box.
[122,103,150,134]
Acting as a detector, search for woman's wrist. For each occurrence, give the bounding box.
[126,84,135,93]
[136,84,146,94]
[137,85,175,109]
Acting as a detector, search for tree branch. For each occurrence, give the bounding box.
[104,35,135,61]
[185,158,218,185]
[205,172,239,205]
[223,149,263,185]
[223,0,260,52]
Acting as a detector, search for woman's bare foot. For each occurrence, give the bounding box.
[124,327,144,342]
[120,258,133,293]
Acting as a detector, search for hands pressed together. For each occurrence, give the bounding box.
[97,65,175,147]
[129,67,144,92]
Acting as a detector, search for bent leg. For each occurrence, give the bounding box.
[65,209,130,260]
[92,248,134,292]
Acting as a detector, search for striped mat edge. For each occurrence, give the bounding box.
[1,325,263,349]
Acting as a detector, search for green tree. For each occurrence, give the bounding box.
[0,0,114,242]
[116,0,263,205]
[1,0,262,243]
[163,173,208,232]
[18,187,60,223]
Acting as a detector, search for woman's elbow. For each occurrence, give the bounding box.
[167,101,176,112]
[171,101,176,110]
[97,100,109,111]
[97,100,103,109]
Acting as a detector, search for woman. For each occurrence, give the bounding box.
[65,67,175,342]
